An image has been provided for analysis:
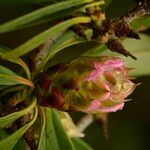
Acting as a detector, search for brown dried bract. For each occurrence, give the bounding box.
[70,24,87,40]
[72,1,150,60]
[107,37,137,60]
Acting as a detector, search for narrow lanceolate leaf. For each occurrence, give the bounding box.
[13,138,26,150]
[0,0,93,33]
[0,130,10,140]
[0,106,38,150]
[21,1,104,29]
[81,1,104,9]
[72,138,92,150]
[0,85,24,98]
[0,65,34,87]
[0,74,34,87]
[0,97,36,129]
[45,108,75,150]
[0,46,31,79]
[1,17,91,59]
[15,59,31,80]
[0,65,16,75]
[37,107,46,150]
[0,0,52,4]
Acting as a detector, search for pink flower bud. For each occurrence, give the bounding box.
[38,56,137,113]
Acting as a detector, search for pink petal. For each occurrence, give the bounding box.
[117,67,128,75]
[104,58,124,69]
[85,70,102,81]
[86,100,101,111]
[93,61,103,70]
[103,83,111,91]
[99,92,111,101]
[99,82,111,91]
[85,62,104,81]
[98,103,125,113]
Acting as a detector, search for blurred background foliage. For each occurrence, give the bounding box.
[0,0,149,150]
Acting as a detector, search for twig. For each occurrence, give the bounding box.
[31,30,66,70]
[120,0,150,23]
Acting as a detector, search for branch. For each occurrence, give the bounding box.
[120,0,150,23]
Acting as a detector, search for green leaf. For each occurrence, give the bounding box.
[0,65,33,87]
[13,138,26,150]
[24,1,104,28]
[0,106,38,150]
[84,44,107,56]
[0,97,36,129]
[37,107,46,150]
[0,73,34,87]
[1,17,91,59]
[0,0,52,4]
[0,130,10,140]
[72,138,92,150]
[14,59,31,80]
[0,65,16,76]
[0,85,24,98]
[0,46,31,79]
[0,0,93,33]
[45,108,75,150]
[26,7,82,28]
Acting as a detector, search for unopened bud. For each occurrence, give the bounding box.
[38,56,137,113]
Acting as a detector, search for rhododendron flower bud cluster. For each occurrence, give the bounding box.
[37,56,136,113]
